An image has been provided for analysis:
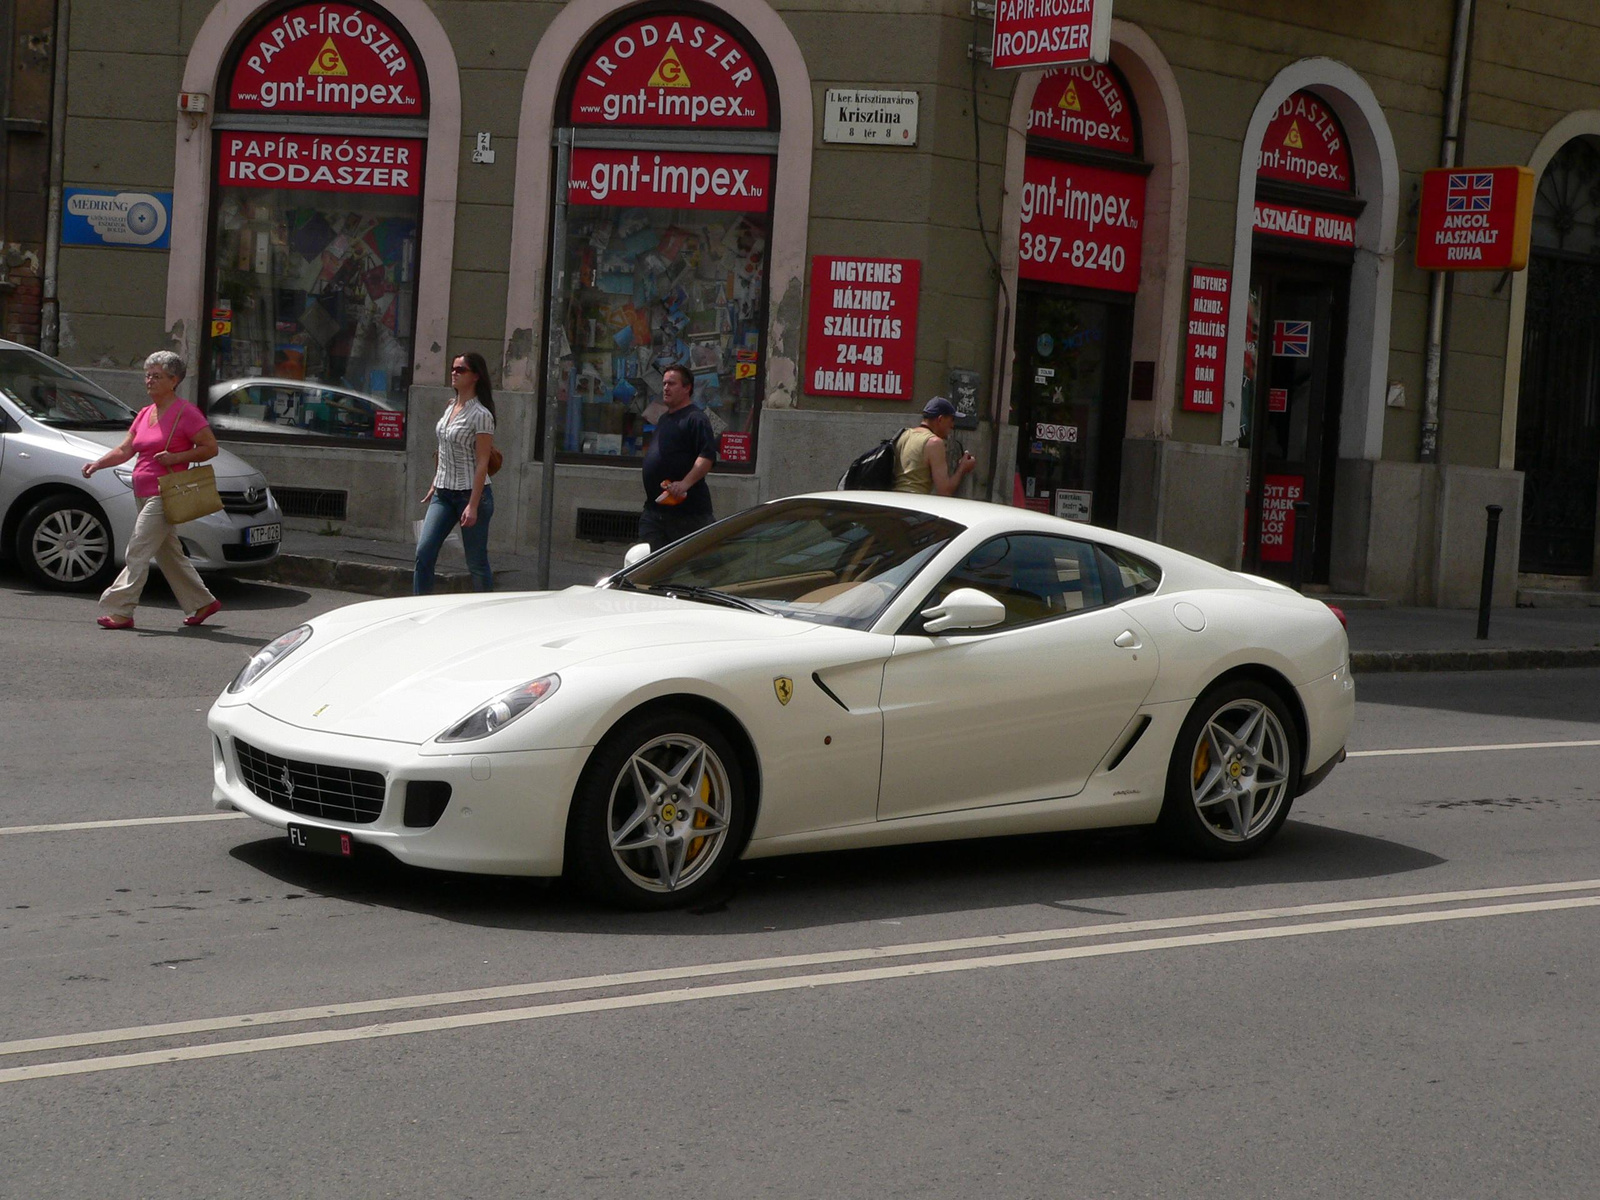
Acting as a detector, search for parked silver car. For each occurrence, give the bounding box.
[0,339,284,592]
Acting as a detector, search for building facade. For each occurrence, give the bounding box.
[26,0,1600,601]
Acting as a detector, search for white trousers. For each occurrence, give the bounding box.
[99,495,216,619]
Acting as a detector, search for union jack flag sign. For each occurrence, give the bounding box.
[1272,320,1311,358]
[1447,172,1495,212]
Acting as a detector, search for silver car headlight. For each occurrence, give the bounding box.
[438,674,560,743]
[112,467,135,488]
[228,625,312,693]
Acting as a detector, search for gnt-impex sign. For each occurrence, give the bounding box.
[992,0,1113,71]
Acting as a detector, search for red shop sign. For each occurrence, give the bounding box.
[1182,267,1230,413]
[1028,64,1136,155]
[805,256,920,401]
[992,0,1113,71]
[1257,91,1351,193]
[216,133,423,195]
[373,410,405,439]
[569,13,770,129]
[1019,157,1146,293]
[228,3,423,117]
[1257,473,1305,563]
[1253,201,1355,248]
[718,431,751,463]
[1415,166,1535,272]
[567,149,771,212]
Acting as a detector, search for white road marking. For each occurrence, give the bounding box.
[0,813,249,836]
[1349,738,1600,759]
[2,882,1597,1082]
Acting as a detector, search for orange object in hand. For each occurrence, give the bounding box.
[655,479,684,506]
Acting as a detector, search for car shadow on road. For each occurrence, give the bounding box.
[0,563,314,613]
[228,818,1444,935]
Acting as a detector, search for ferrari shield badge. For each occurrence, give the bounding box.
[774,677,794,706]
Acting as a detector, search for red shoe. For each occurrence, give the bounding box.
[96,615,134,630]
[183,600,222,627]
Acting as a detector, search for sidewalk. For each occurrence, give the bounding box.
[254,528,1600,673]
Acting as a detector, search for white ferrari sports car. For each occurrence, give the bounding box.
[208,493,1353,908]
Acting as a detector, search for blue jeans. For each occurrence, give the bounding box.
[415,486,494,594]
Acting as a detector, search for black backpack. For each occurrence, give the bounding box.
[838,429,905,490]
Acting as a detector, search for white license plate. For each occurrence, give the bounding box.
[246,523,282,546]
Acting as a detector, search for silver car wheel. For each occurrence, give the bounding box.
[29,506,112,585]
[607,733,733,894]
[1189,698,1292,842]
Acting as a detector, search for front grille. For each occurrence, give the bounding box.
[576,508,641,543]
[274,487,348,520]
[221,543,279,562]
[220,490,269,516]
[234,738,386,824]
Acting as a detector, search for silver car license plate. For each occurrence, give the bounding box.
[246,523,282,546]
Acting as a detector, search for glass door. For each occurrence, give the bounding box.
[1010,287,1132,527]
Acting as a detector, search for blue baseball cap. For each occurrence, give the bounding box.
[922,396,958,418]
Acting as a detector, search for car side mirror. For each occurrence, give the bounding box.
[920,587,1006,634]
[622,542,652,569]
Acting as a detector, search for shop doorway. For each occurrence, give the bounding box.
[1011,286,1132,525]
[1242,256,1348,581]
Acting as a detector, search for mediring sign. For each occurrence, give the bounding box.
[62,190,172,249]
[991,0,1113,71]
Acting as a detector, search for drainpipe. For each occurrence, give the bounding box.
[40,0,69,356]
[1419,0,1476,463]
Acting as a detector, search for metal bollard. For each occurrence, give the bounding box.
[1290,500,1313,593]
[1476,504,1504,640]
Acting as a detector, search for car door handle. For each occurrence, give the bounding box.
[1114,630,1141,649]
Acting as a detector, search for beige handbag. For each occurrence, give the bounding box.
[156,404,224,524]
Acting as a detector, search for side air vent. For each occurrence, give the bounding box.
[1105,716,1153,772]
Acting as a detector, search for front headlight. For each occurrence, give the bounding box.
[437,674,560,743]
[112,467,134,488]
[228,625,312,693]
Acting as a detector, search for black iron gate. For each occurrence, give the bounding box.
[1516,252,1600,576]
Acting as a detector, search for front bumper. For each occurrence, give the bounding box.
[208,702,590,876]
[178,500,285,572]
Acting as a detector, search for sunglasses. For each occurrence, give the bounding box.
[451,365,472,374]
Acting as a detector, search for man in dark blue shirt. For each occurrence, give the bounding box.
[639,365,719,550]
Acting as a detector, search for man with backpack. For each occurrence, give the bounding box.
[893,396,977,495]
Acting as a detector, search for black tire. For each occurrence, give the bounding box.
[1158,679,1302,859]
[566,710,750,910]
[16,493,118,592]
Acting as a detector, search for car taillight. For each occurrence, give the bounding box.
[1327,604,1348,629]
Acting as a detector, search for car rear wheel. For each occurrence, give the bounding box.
[16,493,118,592]
[1158,680,1301,859]
[567,711,747,910]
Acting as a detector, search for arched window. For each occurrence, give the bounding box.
[542,7,779,467]
[202,1,429,446]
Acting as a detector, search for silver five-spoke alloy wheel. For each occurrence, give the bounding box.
[606,733,733,894]
[1188,697,1292,842]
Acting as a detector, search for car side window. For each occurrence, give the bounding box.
[919,533,1106,631]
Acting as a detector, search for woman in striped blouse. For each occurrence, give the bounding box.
[415,352,497,594]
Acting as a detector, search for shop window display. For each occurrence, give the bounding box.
[205,185,419,442]
[553,201,768,462]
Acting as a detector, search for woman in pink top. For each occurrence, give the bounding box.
[80,350,223,629]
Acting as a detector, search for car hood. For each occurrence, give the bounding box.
[59,428,263,485]
[243,587,812,744]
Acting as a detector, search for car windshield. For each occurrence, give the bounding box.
[618,498,964,631]
[0,348,135,429]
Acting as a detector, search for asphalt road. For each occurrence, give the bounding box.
[3,569,1598,1199]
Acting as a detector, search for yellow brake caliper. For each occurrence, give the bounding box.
[1193,739,1211,788]
[688,774,712,861]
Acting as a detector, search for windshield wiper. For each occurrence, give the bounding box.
[657,584,771,614]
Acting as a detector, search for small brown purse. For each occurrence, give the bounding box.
[156,404,224,524]
[488,444,504,476]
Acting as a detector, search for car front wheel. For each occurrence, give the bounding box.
[568,711,747,910]
[1159,680,1301,859]
[16,493,118,592]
